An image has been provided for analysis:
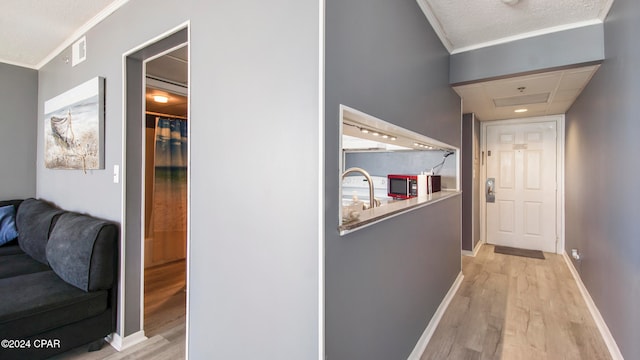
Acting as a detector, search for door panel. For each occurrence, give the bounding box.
[498,200,515,233]
[524,150,542,189]
[486,121,557,252]
[524,201,542,235]
[499,151,515,189]
[500,133,515,143]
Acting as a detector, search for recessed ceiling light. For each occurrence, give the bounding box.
[153,95,169,103]
[514,108,528,113]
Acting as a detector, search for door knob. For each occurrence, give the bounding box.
[486,178,496,203]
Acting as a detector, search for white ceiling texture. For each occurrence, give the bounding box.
[418,0,614,120]
[0,0,125,69]
[1,0,614,121]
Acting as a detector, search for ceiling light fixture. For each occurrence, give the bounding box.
[153,95,169,103]
[501,0,520,4]
[514,108,528,113]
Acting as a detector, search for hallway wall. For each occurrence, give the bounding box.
[450,24,605,85]
[325,0,461,358]
[461,113,480,252]
[565,0,640,358]
[0,63,37,199]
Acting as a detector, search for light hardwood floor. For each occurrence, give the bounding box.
[53,245,611,359]
[52,260,186,360]
[421,244,611,360]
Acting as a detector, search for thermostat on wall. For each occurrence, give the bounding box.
[72,36,87,66]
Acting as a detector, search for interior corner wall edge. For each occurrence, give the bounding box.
[0,62,37,199]
[325,0,461,358]
[461,113,473,252]
[450,23,605,85]
[564,0,640,358]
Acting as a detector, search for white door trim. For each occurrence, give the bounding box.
[119,21,189,353]
[480,115,565,254]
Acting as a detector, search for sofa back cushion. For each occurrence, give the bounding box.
[0,200,23,212]
[46,212,117,292]
[15,198,64,265]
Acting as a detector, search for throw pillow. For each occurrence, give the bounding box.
[0,205,19,245]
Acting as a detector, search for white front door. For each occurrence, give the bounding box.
[486,120,557,253]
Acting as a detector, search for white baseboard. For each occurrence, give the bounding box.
[462,240,484,257]
[407,271,464,360]
[562,251,624,360]
[106,330,148,351]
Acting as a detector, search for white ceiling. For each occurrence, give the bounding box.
[146,47,188,86]
[454,65,600,121]
[0,0,125,68]
[417,0,614,53]
[0,0,614,121]
[415,0,613,121]
[146,46,189,117]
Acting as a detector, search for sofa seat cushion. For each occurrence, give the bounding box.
[0,271,108,339]
[0,241,23,256]
[0,253,50,279]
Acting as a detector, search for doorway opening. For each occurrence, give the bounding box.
[143,45,188,338]
[122,25,188,352]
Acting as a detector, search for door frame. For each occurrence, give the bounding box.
[118,23,190,352]
[479,115,565,254]
[140,42,189,322]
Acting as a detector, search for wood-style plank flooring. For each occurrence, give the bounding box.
[52,260,186,359]
[53,245,612,359]
[421,244,611,360]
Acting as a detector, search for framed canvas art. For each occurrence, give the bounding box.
[44,77,105,171]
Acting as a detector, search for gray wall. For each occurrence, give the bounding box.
[565,0,640,358]
[461,113,480,252]
[473,117,480,248]
[326,0,462,358]
[36,0,320,358]
[345,150,457,189]
[0,63,37,199]
[450,24,605,85]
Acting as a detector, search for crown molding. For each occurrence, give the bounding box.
[451,20,603,55]
[416,0,453,54]
[35,0,130,69]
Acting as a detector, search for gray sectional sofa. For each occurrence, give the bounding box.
[0,198,118,359]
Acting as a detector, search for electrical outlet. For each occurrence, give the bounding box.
[571,248,581,261]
